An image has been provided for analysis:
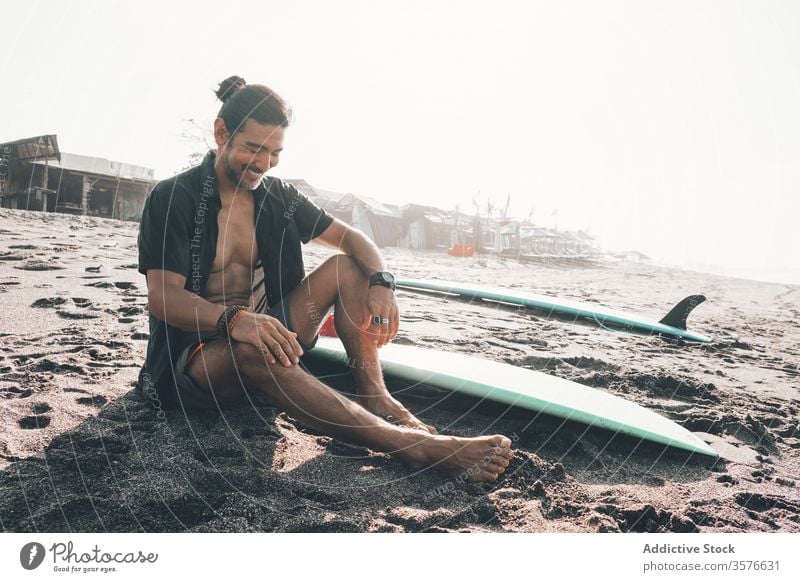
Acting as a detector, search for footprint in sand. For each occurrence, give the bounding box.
[0,281,21,292]
[15,260,66,271]
[114,282,137,290]
[75,394,108,407]
[18,408,52,429]
[1,385,34,399]
[32,403,52,414]
[57,299,101,319]
[57,310,101,320]
[0,252,25,261]
[117,305,144,316]
[31,297,69,308]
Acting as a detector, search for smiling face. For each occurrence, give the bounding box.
[214,117,284,191]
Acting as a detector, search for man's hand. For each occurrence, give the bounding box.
[361,285,399,347]
[230,311,303,366]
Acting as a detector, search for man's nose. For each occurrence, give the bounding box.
[249,154,270,172]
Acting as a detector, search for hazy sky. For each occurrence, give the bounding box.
[2,0,798,283]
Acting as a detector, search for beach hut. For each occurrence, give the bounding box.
[400,204,455,250]
[574,230,600,254]
[0,135,156,220]
[520,227,561,255]
[292,184,405,248]
[0,135,61,213]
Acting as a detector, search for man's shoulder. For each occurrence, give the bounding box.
[259,176,311,213]
[263,175,300,198]
[147,165,203,205]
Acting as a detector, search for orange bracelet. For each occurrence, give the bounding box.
[228,307,247,336]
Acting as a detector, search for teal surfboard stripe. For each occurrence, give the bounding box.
[396,278,712,343]
[310,338,718,457]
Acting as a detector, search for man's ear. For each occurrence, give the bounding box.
[213,118,229,147]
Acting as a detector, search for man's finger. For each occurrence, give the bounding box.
[269,340,293,367]
[290,333,304,358]
[268,320,301,363]
[383,312,391,346]
[362,308,373,331]
[390,304,400,341]
[277,325,303,362]
[377,312,389,346]
[260,329,293,367]
[257,342,276,365]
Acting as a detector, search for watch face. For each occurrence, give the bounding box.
[381,272,395,284]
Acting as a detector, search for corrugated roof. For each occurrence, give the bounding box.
[0,134,60,162]
[32,152,154,181]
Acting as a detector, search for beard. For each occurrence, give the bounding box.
[223,150,261,190]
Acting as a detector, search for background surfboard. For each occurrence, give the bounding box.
[396,278,712,342]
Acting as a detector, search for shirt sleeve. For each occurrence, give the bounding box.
[284,182,335,243]
[137,181,192,277]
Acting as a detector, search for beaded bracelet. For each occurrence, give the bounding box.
[216,305,248,338]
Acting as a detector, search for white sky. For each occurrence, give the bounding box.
[2,0,798,284]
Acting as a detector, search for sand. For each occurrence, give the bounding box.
[0,206,798,532]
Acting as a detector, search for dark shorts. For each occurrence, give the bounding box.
[173,299,323,410]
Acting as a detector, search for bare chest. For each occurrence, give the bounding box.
[210,197,259,274]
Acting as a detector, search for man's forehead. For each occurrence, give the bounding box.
[238,119,285,147]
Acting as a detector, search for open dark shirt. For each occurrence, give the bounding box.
[136,150,334,410]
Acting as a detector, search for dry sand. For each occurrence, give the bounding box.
[1,206,798,532]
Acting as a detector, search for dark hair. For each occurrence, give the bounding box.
[214,75,293,137]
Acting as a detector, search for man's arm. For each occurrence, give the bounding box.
[312,218,386,279]
[146,270,225,332]
[313,218,398,346]
[146,269,303,366]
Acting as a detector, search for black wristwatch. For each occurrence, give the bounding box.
[368,271,396,291]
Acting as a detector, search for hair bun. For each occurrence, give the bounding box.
[215,75,247,103]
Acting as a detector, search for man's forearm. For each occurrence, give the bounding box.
[346,230,387,279]
[150,285,226,333]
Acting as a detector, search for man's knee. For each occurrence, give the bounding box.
[324,255,369,300]
[325,254,366,283]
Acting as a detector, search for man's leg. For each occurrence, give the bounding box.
[185,339,513,481]
[276,254,435,432]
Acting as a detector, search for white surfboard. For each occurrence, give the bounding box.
[309,337,718,457]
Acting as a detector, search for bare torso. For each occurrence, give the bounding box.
[202,191,259,306]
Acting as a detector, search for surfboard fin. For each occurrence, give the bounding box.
[659,295,706,330]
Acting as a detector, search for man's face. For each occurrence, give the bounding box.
[217,118,284,190]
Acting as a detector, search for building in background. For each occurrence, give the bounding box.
[0,134,156,221]
[0,137,602,258]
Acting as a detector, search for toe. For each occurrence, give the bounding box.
[492,445,515,459]
[489,434,512,449]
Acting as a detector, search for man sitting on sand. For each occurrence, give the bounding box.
[136,76,512,482]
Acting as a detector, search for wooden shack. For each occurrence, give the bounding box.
[0,134,156,220]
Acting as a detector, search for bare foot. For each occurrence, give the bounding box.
[358,393,438,434]
[401,434,514,482]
